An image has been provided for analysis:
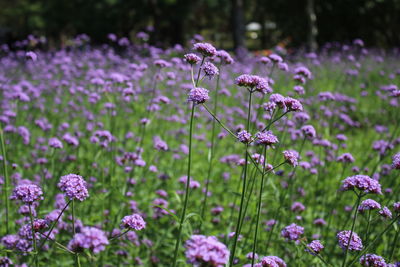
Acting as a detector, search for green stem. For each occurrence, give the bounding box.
[0,127,10,234]
[365,210,371,242]
[172,103,196,267]
[389,227,399,262]
[29,204,38,267]
[341,193,362,267]
[348,214,400,266]
[229,91,253,266]
[71,199,80,267]
[202,104,236,138]
[251,145,267,267]
[200,67,221,222]
[39,200,71,250]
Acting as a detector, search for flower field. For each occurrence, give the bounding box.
[0,37,400,266]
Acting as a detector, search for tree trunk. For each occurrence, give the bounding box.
[306,0,318,51]
[231,0,246,51]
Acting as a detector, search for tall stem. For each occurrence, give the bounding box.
[71,199,80,267]
[200,66,221,221]
[172,103,195,267]
[0,127,10,234]
[251,145,267,266]
[341,193,361,267]
[229,91,253,266]
[29,204,38,267]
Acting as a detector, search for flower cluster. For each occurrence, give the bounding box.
[337,230,363,251]
[58,174,89,201]
[121,214,146,231]
[340,175,382,194]
[11,183,43,204]
[281,223,304,241]
[184,235,229,267]
[68,227,109,254]
[188,87,210,104]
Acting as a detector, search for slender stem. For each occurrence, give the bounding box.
[300,241,332,266]
[39,200,71,250]
[341,193,362,267]
[229,91,253,266]
[200,66,221,222]
[71,199,80,267]
[0,127,10,234]
[195,57,205,86]
[365,210,371,242]
[109,229,130,241]
[29,204,38,267]
[251,145,267,267]
[389,228,399,262]
[202,104,237,138]
[348,214,400,267]
[172,103,196,267]
[37,232,75,254]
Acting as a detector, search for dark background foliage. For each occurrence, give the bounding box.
[0,0,399,49]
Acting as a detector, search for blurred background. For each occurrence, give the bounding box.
[0,0,399,50]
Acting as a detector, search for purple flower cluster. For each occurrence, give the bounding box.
[256,131,279,146]
[68,227,109,254]
[306,240,324,255]
[360,254,386,267]
[340,175,382,194]
[337,230,363,251]
[281,223,304,241]
[184,53,201,65]
[392,152,400,169]
[184,235,229,266]
[260,256,287,267]
[235,74,272,94]
[193,42,217,57]
[11,183,43,204]
[283,150,299,167]
[202,62,219,77]
[237,130,252,143]
[58,174,89,201]
[358,199,381,212]
[188,87,209,104]
[121,214,146,231]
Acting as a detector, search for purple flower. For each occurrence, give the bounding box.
[306,240,324,255]
[294,66,312,79]
[379,206,392,219]
[0,257,13,266]
[193,43,217,57]
[337,230,363,251]
[291,202,305,213]
[58,174,89,201]
[184,53,201,65]
[68,227,109,254]
[235,75,271,93]
[49,137,63,149]
[237,130,252,143]
[301,125,316,139]
[283,150,299,166]
[340,175,382,194]
[202,62,219,77]
[337,153,355,163]
[392,153,400,169]
[284,97,303,112]
[358,199,381,212]
[256,131,279,146]
[26,51,38,61]
[260,256,287,267]
[11,183,43,204]
[184,235,229,267]
[281,223,304,241]
[121,214,146,230]
[216,50,234,64]
[269,54,283,63]
[360,254,386,267]
[188,87,209,104]
[394,202,400,212]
